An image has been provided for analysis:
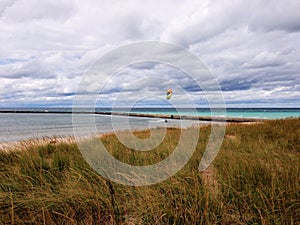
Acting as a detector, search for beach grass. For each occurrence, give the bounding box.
[0,118,299,224]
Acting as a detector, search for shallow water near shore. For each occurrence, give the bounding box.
[0,112,205,142]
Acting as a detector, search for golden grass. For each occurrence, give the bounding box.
[0,118,299,224]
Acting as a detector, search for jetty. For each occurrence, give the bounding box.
[0,110,267,123]
[95,111,267,123]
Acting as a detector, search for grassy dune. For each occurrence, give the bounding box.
[0,118,299,224]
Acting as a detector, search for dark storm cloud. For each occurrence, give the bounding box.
[220,79,255,92]
[129,62,158,70]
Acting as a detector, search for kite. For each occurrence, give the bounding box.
[166,89,173,100]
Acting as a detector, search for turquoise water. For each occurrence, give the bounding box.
[219,111,300,119]
[123,108,300,119]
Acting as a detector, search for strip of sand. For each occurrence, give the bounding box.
[0,120,263,152]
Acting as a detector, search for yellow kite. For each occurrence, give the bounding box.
[166,89,172,100]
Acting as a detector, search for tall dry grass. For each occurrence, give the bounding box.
[0,118,299,224]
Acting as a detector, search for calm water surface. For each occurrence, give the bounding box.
[0,108,299,142]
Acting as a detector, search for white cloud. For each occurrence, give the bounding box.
[3,0,75,22]
[0,0,299,107]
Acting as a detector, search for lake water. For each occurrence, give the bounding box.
[0,108,299,142]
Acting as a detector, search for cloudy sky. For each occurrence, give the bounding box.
[0,0,299,108]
